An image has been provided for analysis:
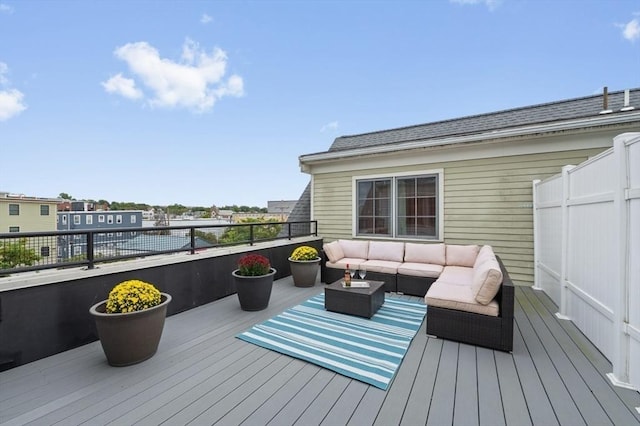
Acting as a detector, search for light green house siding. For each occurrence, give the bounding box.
[312,148,605,286]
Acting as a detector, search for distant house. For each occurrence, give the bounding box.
[0,192,59,264]
[56,210,143,259]
[115,235,213,256]
[297,88,640,286]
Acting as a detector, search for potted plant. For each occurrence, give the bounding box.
[89,279,171,366]
[289,245,321,287]
[232,253,276,311]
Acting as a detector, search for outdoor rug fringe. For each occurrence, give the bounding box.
[236,293,426,390]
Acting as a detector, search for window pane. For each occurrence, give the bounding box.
[375,199,390,216]
[374,180,390,198]
[396,175,438,238]
[416,177,436,196]
[358,217,374,234]
[357,178,391,237]
[416,197,436,216]
[40,205,50,215]
[9,226,20,232]
[40,246,50,257]
[397,179,416,197]
[9,204,19,215]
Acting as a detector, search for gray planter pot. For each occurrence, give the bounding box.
[89,293,171,367]
[288,257,321,287]
[232,268,276,311]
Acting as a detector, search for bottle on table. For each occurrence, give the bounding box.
[344,264,351,287]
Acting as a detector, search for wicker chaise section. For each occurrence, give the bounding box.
[425,256,514,352]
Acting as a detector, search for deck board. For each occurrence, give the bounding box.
[1,277,639,426]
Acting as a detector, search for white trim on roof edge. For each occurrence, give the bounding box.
[299,111,640,167]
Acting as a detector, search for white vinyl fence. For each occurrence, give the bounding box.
[533,132,640,393]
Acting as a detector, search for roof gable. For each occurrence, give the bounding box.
[329,88,640,152]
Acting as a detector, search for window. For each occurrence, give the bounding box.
[98,215,105,223]
[86,215,93,225]
[73,246,82,256]
[9,204,19,215]
[107,215,114,224]
[73,215,81,225]
[9,226,19,232]
[41,246,50,257]
[130,215,137,224]
[40,205,50,215]
[116,215,122,224]
[355,171,442,240]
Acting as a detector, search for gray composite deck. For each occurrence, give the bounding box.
[1,277,639,426]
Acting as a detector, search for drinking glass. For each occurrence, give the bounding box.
[350,269,356,279]
[358,268,366,280]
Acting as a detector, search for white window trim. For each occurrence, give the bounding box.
[351,168,444,241]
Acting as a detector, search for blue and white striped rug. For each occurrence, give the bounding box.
[236,293,427,390]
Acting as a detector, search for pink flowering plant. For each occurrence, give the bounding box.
[106,279,162,313]
[237,253,271,276]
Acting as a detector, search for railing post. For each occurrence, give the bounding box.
[608,134,632,389]
[249,224,254,246]
[190,227,196,254]
[532,180,542,291]
[557,165,574,320]
[86,232,95,269]
[288,222,292,240]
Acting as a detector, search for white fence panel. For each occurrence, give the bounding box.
[565,151,616,359]
[627,138,640,392]
[533,132,640,392]
[533,175,563,304]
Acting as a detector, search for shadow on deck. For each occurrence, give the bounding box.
[1,277,639,425]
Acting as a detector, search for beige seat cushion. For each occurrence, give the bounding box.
[361,259,402,274]
[472,258,503,305]
[437,266,475,286]
[404,242,446,265]
[445,244,480,267]
[397,262,443,278]
[425,282,499,317]
[338,240,369,259]
[323,241,345,263]
[367,241,405,262]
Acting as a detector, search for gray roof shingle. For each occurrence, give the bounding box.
[329,88,640,152]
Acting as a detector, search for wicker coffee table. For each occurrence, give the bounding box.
[324,279,385,318]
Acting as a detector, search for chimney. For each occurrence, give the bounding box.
[621,89,635,112]
[599,86,612,114]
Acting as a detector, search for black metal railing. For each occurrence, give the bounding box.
[0,220,318,275]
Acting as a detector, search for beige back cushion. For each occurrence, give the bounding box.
[338,240,369,259]
[323,241,345,263]
[473,245,496,269]
[367,241,405,262]
[404,242,446,265]
[446,244,480,267]
[472,258,503,305]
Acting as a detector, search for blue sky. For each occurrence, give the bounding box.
[1,0,638,208]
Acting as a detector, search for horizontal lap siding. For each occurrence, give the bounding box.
[313,148,605,285]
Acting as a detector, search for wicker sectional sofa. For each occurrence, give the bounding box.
[321,240,514,351]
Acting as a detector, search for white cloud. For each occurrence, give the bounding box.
[105,39,244,112]
[0,89,27,121]
[0,62,26,121]
[0,3,14,14]
[449,0,502,11]
[101,73,143,99]
[620,17,640,42]
[320,121,339,132]
[201,13,212,24]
